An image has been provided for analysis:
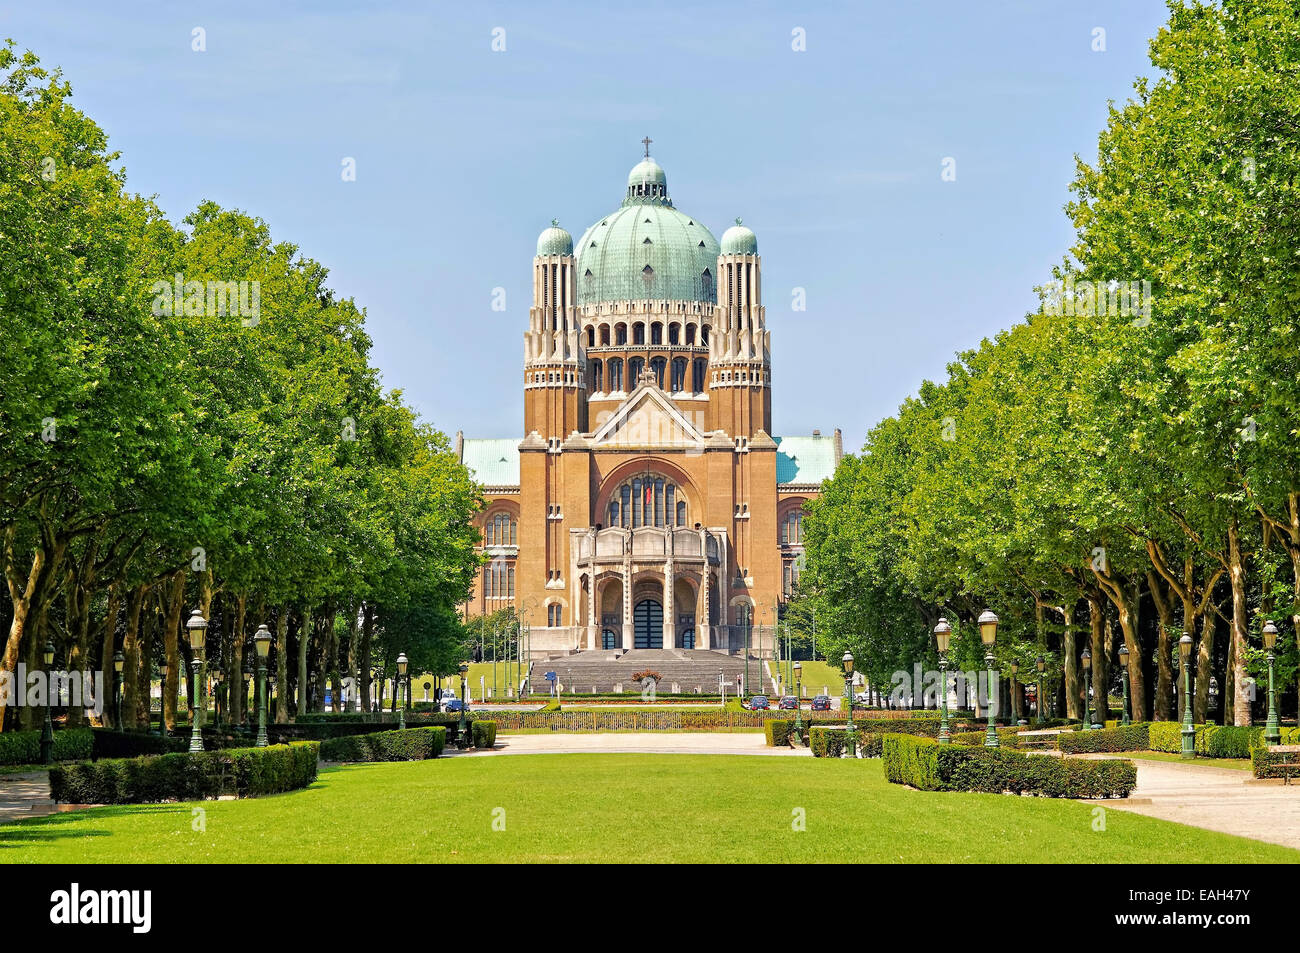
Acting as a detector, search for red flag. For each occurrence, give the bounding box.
[645,484,653,505]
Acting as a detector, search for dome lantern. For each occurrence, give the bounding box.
[536,219,573,257]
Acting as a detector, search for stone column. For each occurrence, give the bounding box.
[621,556,633,649]
[663,560,674,650]
[587,573,598,650]
[699,569,711,650]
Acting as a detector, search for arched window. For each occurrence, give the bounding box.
[692,358,707,393]
[686,324,696,345]
[781,510,803,545]
[608,358,623,392]
[668,323,680,345]
[548,604,562,626]
[615,323,628,345]
[628,357,644,383]
[586,327,595,348]
[670,357,687,392]
[633,323,645,345]
[589,358,603,392]
[485,512,517,547]
[607,476,687,529]
[600,325,611,346]
[700,326,709,346]
[650,322,663,345]
[650,357,666,387]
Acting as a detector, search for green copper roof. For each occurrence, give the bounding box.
[536,220,573,256]
[576,157,719,306]
[462,438,519,486]
[720,219,758,255]
[776,435,838,485]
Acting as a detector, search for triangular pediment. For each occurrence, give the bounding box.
[590,384,706,448]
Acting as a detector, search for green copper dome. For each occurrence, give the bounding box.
[720,218,757,255]
[536,220,573,256]
[576,157,720,306]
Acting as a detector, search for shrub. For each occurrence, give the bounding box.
[48,742,318,803]
[881,734,1136,798]
[0,728,94,765]
[809,726,846,757]
[1057,723,1149,754]
[319,727,446,762]
[91,729,186,760]
[1251,744,1300,779]
[764,720,792,747]
[1147,721,1184,752]
[949,726,1021,747]
[472,720,497,748]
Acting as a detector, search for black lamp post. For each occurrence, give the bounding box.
[370,666,381,717]
[1010,659,1021,725]
[934,618,952,743]
[1081,645,1094,731]
[254,624,271,747]
[397,652,409,730]
[458,660,470,748]
[112,650,125,731]
[185,609,207,753]
[1035,654,1046,725]
[1263,620,1281,745]
[979,609,999,747]
[40,640,55,764]
[1118,643,1131,726]
[841,650,856,757]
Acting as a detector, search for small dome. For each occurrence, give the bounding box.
[536,220,573,256]
[720,218,758,255]
[627,158,667,189]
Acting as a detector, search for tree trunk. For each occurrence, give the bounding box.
[121,585,146,731]
[1,543,50,732]
[1087,592,1108,721]
[328,610,342,713]
[275,609,290,723]
[230,593,246,724]
[1227,519,1251,726]
[1147,570,1175,721]
[100,585,121,729]
[297,605,312,718]
[358,603,374,713]
[1063,613,1080,720]
[1197,609,1216,724]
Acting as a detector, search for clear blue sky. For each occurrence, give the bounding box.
[11,0,1170,451]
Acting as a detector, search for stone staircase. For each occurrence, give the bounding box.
[529,649,756,695]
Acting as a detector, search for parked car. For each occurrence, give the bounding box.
[778,696,799,710]
[811,695,832,711]
[746,695,770,710]
[854,692,871,704]
[442,697,467,713]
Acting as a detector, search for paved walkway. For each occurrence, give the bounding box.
[1081,756,1300,851]
[447,732,811,757]
[0,771,56,826]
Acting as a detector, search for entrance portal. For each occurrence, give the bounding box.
[633,599,663,649]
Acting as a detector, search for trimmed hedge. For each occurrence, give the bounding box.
[881,734,1136,798]
[1058,723,1150,754]
[1148,722,1300,758]
[764,720,793,747]
[471,720,497,748]
[319,726,446,762]
[90,729,187,760]
[809,727,884,758]
[765,717,944,748]
[48,742,318,804]
[1251,745,1300,779]
[949,726,1022,748]
[0,727,94,765]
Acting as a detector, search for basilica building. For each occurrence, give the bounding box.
[457,148,840,661]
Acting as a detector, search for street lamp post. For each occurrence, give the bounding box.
[1118,643,1131,726]
[793,660,804,742]
[1081,645,1093,731]
[1263,620,1281,746]
[112,650,125,731]
[1179,633,1195,759]
[841,651,856,757]
[979,610,999,747]
[458,661,470,749]
[40,641,55,764]
[186,609,208,753]
[1035,654,1046,725]
[397,653,409,730]
[743,609,752,697]
[934,618,952,744]
[254,624,271,747]
[370,666,380,717]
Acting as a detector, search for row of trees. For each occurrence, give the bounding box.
[0,45,483,731]
[801,0,1300,727]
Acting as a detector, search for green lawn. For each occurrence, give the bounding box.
[3,755,1295,863]
[775,659,849,696]
[1121,751,1254,771]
